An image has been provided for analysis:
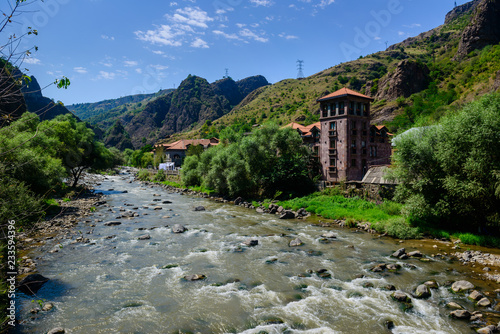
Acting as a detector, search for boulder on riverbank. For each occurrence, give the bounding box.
[414,284,431,299]
[184,274,206,281]
[18,273,49,295]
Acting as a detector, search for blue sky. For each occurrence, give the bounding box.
[3,0,469,105]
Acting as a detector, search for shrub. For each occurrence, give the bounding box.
[384,217,422,239]
[137,169,151,181]
[153,169,166,182]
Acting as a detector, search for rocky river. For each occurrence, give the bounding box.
[14,169,500,333]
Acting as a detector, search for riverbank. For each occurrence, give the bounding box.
[14,170,498,333]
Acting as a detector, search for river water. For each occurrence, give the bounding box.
[16,171,484,333]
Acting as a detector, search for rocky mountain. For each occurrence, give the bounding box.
[122,74,268,148]
[103,120,134,151]
[455,0,500,59]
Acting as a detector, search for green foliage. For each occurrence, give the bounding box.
[277,191,401,223]
[153,169,166,182]
[391,93,500,234]
[383,217,422,239]
[0,174,44,230]
[137,169,151,181]
[182,124,314,198]
[453,233,500,248]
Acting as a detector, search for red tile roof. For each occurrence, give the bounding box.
[317,87,373,102]
[283,122,320,137]
[155,138,219,151]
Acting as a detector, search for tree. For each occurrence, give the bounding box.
[391,93,500,233]
[182,124,314,198]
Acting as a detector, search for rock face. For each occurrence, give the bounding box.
[18,274,50,295]
[455,0,500,59]
[375,60,430,101]
[445,0,480,24]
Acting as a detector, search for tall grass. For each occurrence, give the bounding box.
[277,192,403,223]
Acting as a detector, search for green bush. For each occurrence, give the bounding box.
[153,169,166,182]
[137,169,151,181]
[383,217,422,240]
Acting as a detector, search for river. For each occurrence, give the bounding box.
[15,171,490,333]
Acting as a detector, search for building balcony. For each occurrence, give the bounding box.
[328,166,337,173]
[328,130,337,137]
[328,148,337,156]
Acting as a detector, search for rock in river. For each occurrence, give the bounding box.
[138,234,151,240]
[18,273,49,295]
[104,221,122,226]
[321,231,337,239]
[184,274,206,281]
[172,224,187,233]
[449,309,471,320]
[392,248,406,258]
[414,284,431,299]
[47,328,65,334]
[280,210,296,219]
[243,239,259,247]
[194,206,206,211]
[289,238,303,247]
[451,280,474,293]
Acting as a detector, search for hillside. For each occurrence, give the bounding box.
[68,89,174,131]
[174,0,499,140]
[123,75,269,148]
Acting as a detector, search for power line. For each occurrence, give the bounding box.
[297,60,304,79]
[223,68,229,79]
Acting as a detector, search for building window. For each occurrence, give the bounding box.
[329,121,336,130]
[339,102,345,115]
[173,154,181,160]
[351,120,357,135]
[322,104,328,118]
[361,140,366,148]
[351,159,356,167]
[327,103,331,117]
[335,102,339,115]
[349,101,355,115]
[329,139,336,149]
[330,158,336,167]
[356,102,361,115]
[370,146,378,157]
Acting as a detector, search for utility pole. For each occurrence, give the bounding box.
[385,41,388,50]
[297,60,304,79]
[224,68,229,79]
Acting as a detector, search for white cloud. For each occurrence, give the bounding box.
[318,0,335,8]
[191,37,209,48]
[124,60,139,67]
[170,7,213,29]
[239,28,268,43]
[135,7,214,48]
[74,66,88,74]
[98,71,116,80]
[170,1,178,6]
[152,50,165,55]
[150,64,169,71]
[24,57,41,65]
[279,33,298,40]
[213,30,241,40]
[398,31,406,36]
[135,68,143,74]
[250,0,274,6]
[101,35,115,41]
[135,24,183,47]
[236,23,246,28]
[403,23,421,28]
